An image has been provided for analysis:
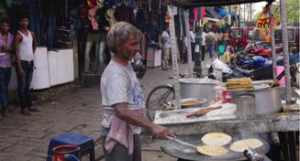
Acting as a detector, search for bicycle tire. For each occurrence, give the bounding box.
[145,85,175,121]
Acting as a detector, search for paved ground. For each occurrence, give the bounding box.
[0,63,198,161]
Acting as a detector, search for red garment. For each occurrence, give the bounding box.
[193,8,198,20]
[87,0,97,8]
[88,7,99,31]
[202,7,206,17]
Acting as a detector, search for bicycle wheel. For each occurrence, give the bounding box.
[145,85,175,121]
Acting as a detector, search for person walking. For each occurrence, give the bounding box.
[189,28,196,61]
[206,30,216,59]
[14,16,38,115]
[101,22,174,161]
[0,19,13,117]
[201,28,207,61]
[217,36,226,58]
[160,26,172,70]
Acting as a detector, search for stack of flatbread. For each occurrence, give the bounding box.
[197,132,232,157]
[226,78,254,91]
[229,138,264,152]
[181,98,207,108]
[196,132,264,157]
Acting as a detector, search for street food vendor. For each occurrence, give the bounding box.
[100,21,174,161]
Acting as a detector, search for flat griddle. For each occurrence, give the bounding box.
[160,132,270,161]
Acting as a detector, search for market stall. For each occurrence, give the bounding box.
[153,80,299,160]
[152,0,299,160]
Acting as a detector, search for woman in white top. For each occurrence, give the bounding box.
[14,16,38,115]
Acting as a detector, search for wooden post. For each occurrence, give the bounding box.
[280,0,292,103]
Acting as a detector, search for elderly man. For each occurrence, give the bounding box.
[101,22,174,161]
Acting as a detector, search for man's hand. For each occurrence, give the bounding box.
[151,125,175,139]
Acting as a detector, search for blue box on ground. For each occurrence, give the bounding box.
[47,132,95,161]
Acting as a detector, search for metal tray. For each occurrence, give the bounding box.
[154,104,237,125]
[161,132,270,161]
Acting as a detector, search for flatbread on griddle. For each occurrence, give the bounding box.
[197,145,228,156]
[230,138,263,152]
[201,132,232,146]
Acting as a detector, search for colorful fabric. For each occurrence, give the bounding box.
[0,33,13,68]
[217,44,226,56]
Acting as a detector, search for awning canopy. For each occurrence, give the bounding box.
[173,0,273,8]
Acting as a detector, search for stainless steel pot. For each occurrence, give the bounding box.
[231,84,282,115]
[254,84,282,114]
[179,78,218,103]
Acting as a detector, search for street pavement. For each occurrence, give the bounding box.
[0,60,211,161]
[0,63,200,161]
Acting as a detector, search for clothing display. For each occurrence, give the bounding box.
[114,4,135,24]
[135,9,145,31]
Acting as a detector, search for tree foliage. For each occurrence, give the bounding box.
[271,0,299,24]
[254,0,299,24]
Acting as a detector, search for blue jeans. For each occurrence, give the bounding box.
[17,61,34,109]
[207,44,214,58]
[0,67,11,108]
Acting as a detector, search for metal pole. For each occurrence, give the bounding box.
[244,4,246,26]
[269,5,277,79]
[168,6,181,109]
[280,0,292,103]
[193,7,202,77]
[184,10,194,77]
[65,0,68,21]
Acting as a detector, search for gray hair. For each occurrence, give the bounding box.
[106,22,142,54]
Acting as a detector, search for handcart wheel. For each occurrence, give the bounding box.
[145,85,175,121]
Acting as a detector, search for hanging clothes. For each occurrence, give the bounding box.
[114,4,135,24]
[135,9,145,31]
[87,0,97,8]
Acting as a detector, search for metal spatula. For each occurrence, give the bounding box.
[166,136,197,149]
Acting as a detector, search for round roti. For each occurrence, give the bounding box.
[201,132,232,146]
[230,138,263,152]
[181,99,207,108]
[197,145,228,156]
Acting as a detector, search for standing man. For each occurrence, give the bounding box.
[189,28,196,61]
[101,22,174,161]
[160,26,172,70]
[14,16,38,115]
[0,19,14,117]
[201,28,207,61]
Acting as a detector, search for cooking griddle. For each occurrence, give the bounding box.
[160,132,270,161]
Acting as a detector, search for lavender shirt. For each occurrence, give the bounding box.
[0,33,13,68]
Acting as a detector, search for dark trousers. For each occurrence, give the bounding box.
[191,43,195,61]
[0,67,11,109]
[17,61,34,109]
[103,135,141,161]
[207,44,214,58]
[201,45,205,61]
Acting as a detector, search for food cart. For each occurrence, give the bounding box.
[153,0,299,161]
